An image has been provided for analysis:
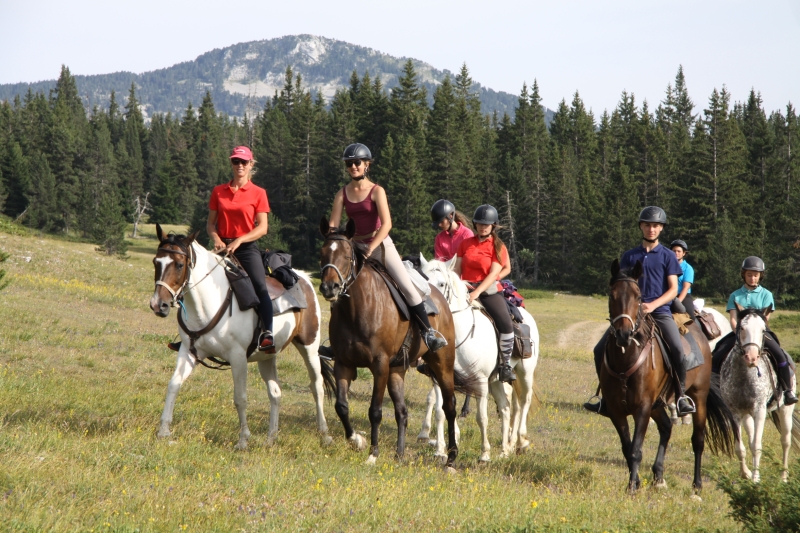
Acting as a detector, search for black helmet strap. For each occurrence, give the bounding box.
[643,236,657,244]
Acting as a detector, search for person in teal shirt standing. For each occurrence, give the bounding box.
[712,256,797,405]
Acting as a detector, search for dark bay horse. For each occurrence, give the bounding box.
[318,218,477,468]
[601,259,737,494]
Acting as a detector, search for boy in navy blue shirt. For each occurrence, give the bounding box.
[585,206,695,417]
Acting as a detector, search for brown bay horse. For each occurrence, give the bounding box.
[601,259,737,494]
[318,218,478,468]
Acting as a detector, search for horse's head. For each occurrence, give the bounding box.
[419,254,463,306]
[150,223,198,317]
[735,304,770,367]
[319,217,359,302]
[608,258,643,347]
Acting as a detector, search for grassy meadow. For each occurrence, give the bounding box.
[1,222,799,532]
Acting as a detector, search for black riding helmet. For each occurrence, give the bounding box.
[431,199,455,230]
[670,239,688,251]
[741,256,765,272]
[638,206,667,225]
[473,205,499,225]
[342,143,372,161]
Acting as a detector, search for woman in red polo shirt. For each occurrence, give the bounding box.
[327,143,446,352]
[455,204,515,383]
[207,146,274,352]
[430,199,475,261]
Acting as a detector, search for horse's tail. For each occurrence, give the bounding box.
[705,376,739,456]
[317,352,336,400]
[452,366,484,397]
[771,410,800,452]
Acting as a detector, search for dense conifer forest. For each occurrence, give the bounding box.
[2,63,799,304]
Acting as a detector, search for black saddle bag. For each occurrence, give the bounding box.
[262,250,292,273]
[225,263,260,311]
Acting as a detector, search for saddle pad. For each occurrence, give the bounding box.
[371,261,439,320]
[272,280,308,315]
[654,331,704,373]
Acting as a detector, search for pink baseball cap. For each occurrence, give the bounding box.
[229,146,254,161]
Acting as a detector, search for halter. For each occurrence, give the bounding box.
[155,242,196,307]
[320,235,360,299]
[734,309,767,357]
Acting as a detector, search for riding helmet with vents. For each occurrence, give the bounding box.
[472,204,499,225]
[670,239,688,251]
[431,199,455,230]
[638,206,667,224]
[741,256,765,272]
[342,143,372,161]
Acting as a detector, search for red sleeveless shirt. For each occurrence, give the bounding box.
[342,185,381,243]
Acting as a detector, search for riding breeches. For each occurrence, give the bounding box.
[233,242,274,332]
[592,312,686,377]
[479,292,514,335]
[369,236,423,307]
[683,294,696,322]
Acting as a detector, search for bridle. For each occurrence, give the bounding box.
[320,234,361,299]
[735,309,767,357]
[427,262,471,314]
[154,239,225,307]
[607,277,644,345]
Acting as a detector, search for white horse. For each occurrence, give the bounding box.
[417,255,539,461]
[149,226,332,450]
[720,306,797,482]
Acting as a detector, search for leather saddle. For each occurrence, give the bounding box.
[226,254,307,315]
[367,259,439,321]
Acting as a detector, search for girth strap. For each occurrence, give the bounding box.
[177,287,234,359]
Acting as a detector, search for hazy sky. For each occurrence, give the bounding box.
[2,0,798,114]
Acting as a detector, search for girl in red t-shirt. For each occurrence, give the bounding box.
[327,143,446,352]
[455,204,516,383]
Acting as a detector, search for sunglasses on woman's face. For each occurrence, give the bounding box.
[344,160,363,168]
[231,159,249,166]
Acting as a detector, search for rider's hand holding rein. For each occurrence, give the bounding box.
[640,275,677,315]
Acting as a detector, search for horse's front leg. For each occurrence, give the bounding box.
[751,407,768,483]
[230,353,251,450]
[387,367,409,460]
[158,349,196,438]
[512,362,534,453]
[689,390,708,492]
[475,381,491,462]
[650,406,673,489]
[777,404,795,482]
[627,407,652,492]
[735,413,752,480]
[333,363,363,450]
[366,358,390,465]
[257,357,281,445]
[489,380,511,458]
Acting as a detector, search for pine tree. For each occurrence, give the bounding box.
[149,152,181,224]
[1,141,32,218]
[26,151,57,230]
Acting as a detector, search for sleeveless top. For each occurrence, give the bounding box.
[342,185,381,243]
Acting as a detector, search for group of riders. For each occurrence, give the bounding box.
[171,142,798,409]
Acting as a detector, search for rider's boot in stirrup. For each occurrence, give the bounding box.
[410,303,447,352]
[258,330,275,353]
[675,381,696,417]
[168,341,182,352]
[583,395,609,416]
[497,332,516,383]
[778,365,798,405]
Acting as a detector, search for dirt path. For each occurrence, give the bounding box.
[557,320,609,351]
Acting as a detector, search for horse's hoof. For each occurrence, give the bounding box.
[266,435,277,447]
[781,471,789,483]
[416,435,429,444]
[690,494,702,502]
[479,452,491,463]
[444,466,458,475]
[156,426,171,439]
[741,468,752,480]
[234,441,248,451]
[348,433,366,451]
[434,453,448,465]
[753,472,761,484]
[516,440,530,454]
[428,439,437,448]
[365,454,377,466]
[654,479,667,490]
[682,415,692,425]
[320,434,334,447]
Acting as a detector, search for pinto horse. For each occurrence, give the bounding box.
[149,224,333,449]
[318,218,476,468]
[601,259,737,493]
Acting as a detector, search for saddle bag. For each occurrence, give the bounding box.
[512,322,533,359]
[262,250,292,273]
[697,311,722,340]
[224,263,260,311]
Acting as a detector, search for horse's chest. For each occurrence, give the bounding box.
[721,357,775,411]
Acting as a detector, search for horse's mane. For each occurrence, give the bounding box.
[160,233,188,247]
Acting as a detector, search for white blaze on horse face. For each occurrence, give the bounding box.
[329,241,338,252]
[155,256,174,280]
[739,314,766,367]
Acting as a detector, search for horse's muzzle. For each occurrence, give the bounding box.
[319,282,340,302]
[150,294,171,317]
[615,330,634,347]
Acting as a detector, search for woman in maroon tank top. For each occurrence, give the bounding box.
[327,143,447,352]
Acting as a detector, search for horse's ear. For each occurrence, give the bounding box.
[611,258,620,276]
[419,253,428,268]
[184,230,200,247]
[345,218,356,239]
[631,260,643,280]
[319,217,331,237]
[445,254,457,271]
[735,302,745,313]
[761,306,772,317]
[156,223,164,242]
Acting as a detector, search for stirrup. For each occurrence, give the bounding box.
[167,341,182,352]
[498,363,516,383]
[676,395,696,416]
[258,330,275,352]
[784,390,799,406]
[583,395,607,415]
[416,363,433,377]
[422,329,447,351]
